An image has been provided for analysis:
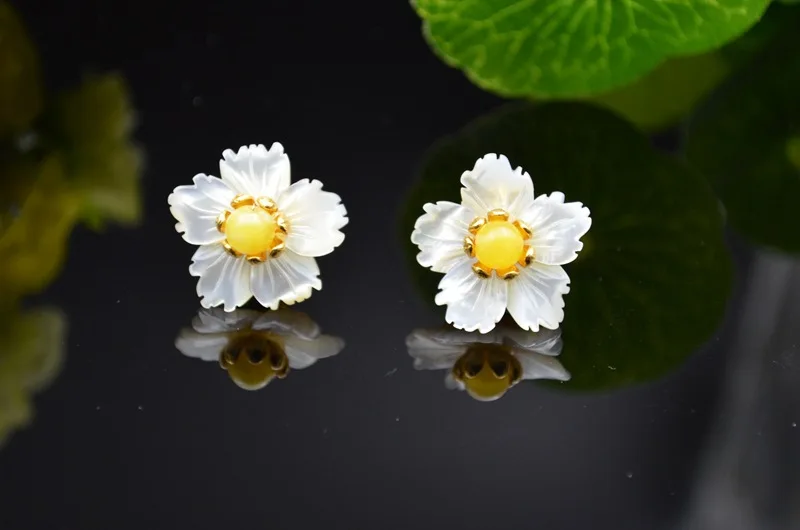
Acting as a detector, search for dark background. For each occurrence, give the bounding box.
[0,1,790,529]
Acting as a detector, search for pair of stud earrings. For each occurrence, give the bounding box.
[168,143,592,334]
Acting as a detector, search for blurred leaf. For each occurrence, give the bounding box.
[687,25,800,253]
[0,155,80,305]
[412,0,769,98]
[0,1,42,137]
[587,52,730,132]
[402,102,732,391]
[0,307,65,448]
[719,1,798,65]
[583,1,800,131]
[46,74,143,227]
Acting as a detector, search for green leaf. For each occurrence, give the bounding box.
[587,52,730,132]
[413,0,770,97]
[584,1,800,131]
[46,74,143,227]
[0,1,42,137]
[0,155,80,306]
[402,102,732,391]
[687,24,800,253]
[0,307,66,448]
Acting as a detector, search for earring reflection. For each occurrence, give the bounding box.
[175,307,344,391]
[406,326,569,402]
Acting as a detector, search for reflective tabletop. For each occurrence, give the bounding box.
[1,1,799,529]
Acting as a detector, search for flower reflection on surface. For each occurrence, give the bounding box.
[175,307,344,390]
[406,325,569,401]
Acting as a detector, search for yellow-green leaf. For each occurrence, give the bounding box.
[0,307,66,448]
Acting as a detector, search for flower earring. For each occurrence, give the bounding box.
[168,143,347,311]
[411,154,591,333]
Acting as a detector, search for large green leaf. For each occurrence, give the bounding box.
[0,1,42,137]
[687,23,800,253]
[587,1,800,131]
[402,102,732,391]
[413,0,770,97]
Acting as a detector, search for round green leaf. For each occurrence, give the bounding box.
[687,25,800,253]
[401,102,732,390]
[412,0,770,97]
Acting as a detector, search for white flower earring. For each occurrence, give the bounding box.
[411,154,591,333]
[168,143,347,311]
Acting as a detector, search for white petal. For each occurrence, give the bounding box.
[277,179,347,257]
[189,244,224,275]
[501,327,563,356]
[411,201,475,273]
[506,263,570,332]
[251,308,321,339]
[191,307,261,333]
[249,250,321,310]
[523,192,591,265]
[460,154,535,219]
[219,143,290,198]
[515,351,571,381]
[444,372,464,391]
[168,174,234,245]
[174,329,229,362]
[190,245,253,311]
[283,334,345,370]
[434,258,508,333]
[405,329,470,371]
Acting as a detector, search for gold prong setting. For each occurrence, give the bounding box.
[487,208,509,221]
[231,194,255,209]
[223,241,240,257]
[216,211,230,232]
[472,263,491,278]
[513,219,533,238]
[468,217,486,234]
[269,241,286,258]
[467,209,535,280]
[498,266,519,281]
[463,236,475,257]
[216,194,289,264]
[520,246,536,267]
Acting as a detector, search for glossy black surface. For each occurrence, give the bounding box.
[1,1,798,529]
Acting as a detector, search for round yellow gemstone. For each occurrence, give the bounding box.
[225,207,276,256]
[474,220,524,270]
